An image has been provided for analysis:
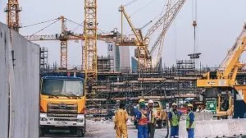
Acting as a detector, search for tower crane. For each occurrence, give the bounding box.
[119,0,186,69]
[83,0,98,83]
[197,24,246,118]
[25,16,117,70]
[5,0,21,32]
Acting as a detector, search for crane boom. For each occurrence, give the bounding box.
[218,24,246,75]
[25,33,116,42]
[145,0,186,40]
[150,0,186,55]
[119,6,144,45]
[197,24,246,87]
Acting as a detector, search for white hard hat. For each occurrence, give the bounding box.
[148,100,154,104]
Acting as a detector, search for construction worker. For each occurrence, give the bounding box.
[114,102,128,138]
[147,100,157,138]
[186,104,195,138]
[136,99,149,138]
[168,103,181,138]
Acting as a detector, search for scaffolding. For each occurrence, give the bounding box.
[97,56,113,72]
[40,47,48,70]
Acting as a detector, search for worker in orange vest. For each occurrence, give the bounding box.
[114,102,129,138]
[136,99,149,138]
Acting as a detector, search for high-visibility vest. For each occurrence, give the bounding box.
[138,110,148,125]
[171,111,180,126]
[149,108,157,123]
[186,111,195,128]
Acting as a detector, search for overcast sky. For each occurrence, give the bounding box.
[1,0,246,68]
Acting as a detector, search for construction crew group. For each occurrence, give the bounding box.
[114,99,195,138]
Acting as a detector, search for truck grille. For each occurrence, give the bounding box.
[54,118,77,121]
[47,103,78,115]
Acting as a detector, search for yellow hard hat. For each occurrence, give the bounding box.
[172,103,177,106]
[139,99,145,103]
[187,104,193,107]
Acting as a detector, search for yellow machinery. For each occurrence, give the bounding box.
[119,0,186,69]
[39,71,88,137]
[197,24,246,118]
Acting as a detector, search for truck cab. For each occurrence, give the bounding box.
[39,76,86,137]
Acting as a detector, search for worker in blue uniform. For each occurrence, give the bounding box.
[136,99,149,138]
[186,104,195,138]
[168,103,182,138]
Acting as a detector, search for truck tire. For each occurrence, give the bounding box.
[70,128,77,134]
[39,129,44,137]
[157,120,163,128]
[39,127,48,136]
[77,128,85,137]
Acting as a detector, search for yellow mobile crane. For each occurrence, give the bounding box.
[197,24,246,118]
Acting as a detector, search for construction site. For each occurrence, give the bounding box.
[1,0,246,138]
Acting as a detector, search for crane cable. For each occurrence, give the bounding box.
[138,0,168,30]
[30,19,60,36]
[124,0,139,7]
[129,0,159,18]
[192,0,198,53]
[20,18,59,28]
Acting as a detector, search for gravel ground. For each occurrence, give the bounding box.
[40,119,167,138]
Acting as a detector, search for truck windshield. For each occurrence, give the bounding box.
[42,79,83,96]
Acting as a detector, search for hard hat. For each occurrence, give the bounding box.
[172,103,177,106]
[148,100,154,104]
[139,99,145,103]
[187,104,193,107]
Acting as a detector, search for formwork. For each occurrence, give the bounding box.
[0,22,40,138]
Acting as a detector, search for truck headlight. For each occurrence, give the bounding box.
[40,117,48,121]
[77,119,83,122]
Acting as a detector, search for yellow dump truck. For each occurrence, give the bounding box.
[153,101,167,128]
[39,74,86,137]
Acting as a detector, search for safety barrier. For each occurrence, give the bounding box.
[194,112,214,121]
[180,112,214,121]
[179,118,246,138]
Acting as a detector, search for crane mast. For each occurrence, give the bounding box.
[83,0,98,83]
[60,16,68,69]
[5,0,21,32]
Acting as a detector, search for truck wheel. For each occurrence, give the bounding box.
[70,128,77,134]
[39,128,48,136]
[39,128,44,137]
[157,120,163,128]
[77,128,85,137]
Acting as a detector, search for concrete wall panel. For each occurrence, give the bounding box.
[0,22,40,138]
[11,26,40,138]
[0,22,10,138]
